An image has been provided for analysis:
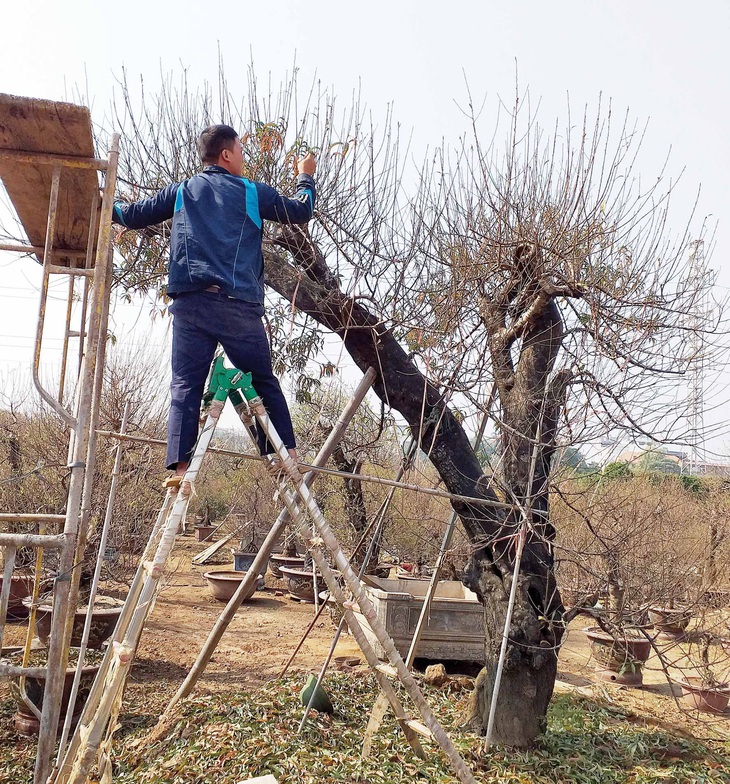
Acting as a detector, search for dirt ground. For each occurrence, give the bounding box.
[129,536,364,691]
[2,533,729,744]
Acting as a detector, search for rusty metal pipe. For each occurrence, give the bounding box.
[31,167,75,426]
[0,546,18,653]
[59,278,75,404]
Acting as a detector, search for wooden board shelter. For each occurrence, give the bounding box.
[0,93,100,267]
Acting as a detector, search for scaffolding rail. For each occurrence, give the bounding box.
[0,92,119,784]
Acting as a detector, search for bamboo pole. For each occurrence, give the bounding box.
[96,430,517,513]
[53,399,223,784]
[276,480,477,780]
[50,489,177,783]
[163,368,377,713]
[57,403,130,756]
[53,243,115,764]
[0,533,65,549]
[298,441,418,732]
[66,494,190,784]
[362,413,488,755]
[276,486,426,760]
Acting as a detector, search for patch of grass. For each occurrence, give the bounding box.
[1,673,728,783]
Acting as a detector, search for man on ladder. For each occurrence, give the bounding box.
[112,124,316,481]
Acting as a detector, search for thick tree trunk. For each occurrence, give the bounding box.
[462,552,558,743]
[330,446,378,570]
[264,237,565,746]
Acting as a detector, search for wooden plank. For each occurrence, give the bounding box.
[374,662,398,678]
[191,528,240,565]
[404,718,435,741]
[0,93,100,267]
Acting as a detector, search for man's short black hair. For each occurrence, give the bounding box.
[198,124,238,165]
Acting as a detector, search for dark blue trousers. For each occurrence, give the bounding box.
[166,291,296,469]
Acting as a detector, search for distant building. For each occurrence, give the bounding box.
[615,449,730,477]
[684,460,730,478]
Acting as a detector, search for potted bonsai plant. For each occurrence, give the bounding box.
[194,494,227,542]
[584,622,652,687]
[648,599,693,641]
[232,521,264,572]
[269,531,306,578]
[673,633,730,713]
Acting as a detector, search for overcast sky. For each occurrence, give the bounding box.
[1,0,728,454]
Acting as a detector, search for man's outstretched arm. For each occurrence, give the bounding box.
[257,152,317,225]
[112,183,180,229]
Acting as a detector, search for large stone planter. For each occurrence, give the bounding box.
[675,677,730,713]
[269,554,305,579]
[8,649,101,736]
[0,573,35,620]
[195,524,216,542]
[648,606,692,641]
[232,550,270,573]
[280,566,322,603]
[353,576,484,662]
[584,626,652,686]
[33,599,123,649]
[203,570,262,602]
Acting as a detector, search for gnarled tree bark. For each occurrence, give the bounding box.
[266,233,566,746]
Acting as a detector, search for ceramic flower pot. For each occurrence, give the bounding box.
[203,570,263,602]
[0,573,41,620]
[584,626,652,687]
[232,550,267,572]
[648,606,692,641]
[675,676,730,713]
[280,566,319,603]
[9,649,101,736]
[33,599,123,649]
[195,524,216,542]
[269,553,305,579]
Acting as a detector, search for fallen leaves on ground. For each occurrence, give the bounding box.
[2,672,729,783]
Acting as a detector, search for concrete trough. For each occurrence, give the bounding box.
[354,576,484,662]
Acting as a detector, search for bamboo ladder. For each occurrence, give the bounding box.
[53,357,478,784]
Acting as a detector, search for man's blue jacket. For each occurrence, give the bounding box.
[113,165,315,304]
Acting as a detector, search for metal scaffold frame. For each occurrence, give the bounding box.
[0,93,120,784]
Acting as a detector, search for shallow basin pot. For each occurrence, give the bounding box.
[204,570,263,602]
